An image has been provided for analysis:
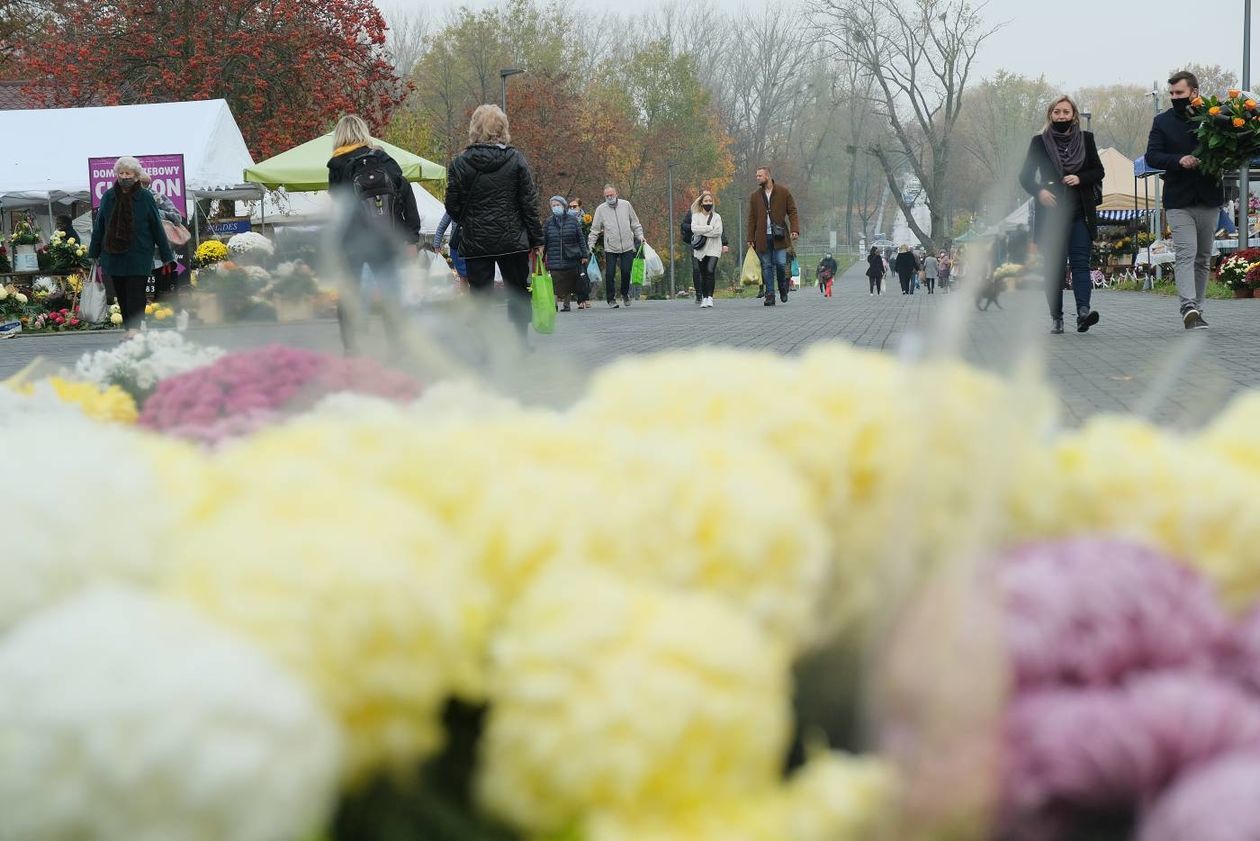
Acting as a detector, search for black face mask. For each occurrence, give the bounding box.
[702,203,713,211]
[1172,97,1191,115]
[1051,120,1073,133]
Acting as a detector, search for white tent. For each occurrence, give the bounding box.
[999,198,1033,232]
[0,99,258,208]
[247,184,446,234]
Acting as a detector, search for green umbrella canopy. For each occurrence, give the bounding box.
[244,133,445,191]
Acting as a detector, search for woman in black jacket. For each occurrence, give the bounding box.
[894,245,920,294]
[542,195,589,312]
[1019,95,1106,334]
[865,246,885,295]
[445,104,543,339]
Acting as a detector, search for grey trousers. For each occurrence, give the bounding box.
[1167,205,1219,313]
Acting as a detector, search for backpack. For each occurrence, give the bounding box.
[350,152,400,228]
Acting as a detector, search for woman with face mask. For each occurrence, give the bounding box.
[689,190,723,308]
[542,194,589,312]
[1020,95,1106,335]
[87,156,176,337]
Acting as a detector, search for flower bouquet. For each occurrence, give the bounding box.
[1188,90,1260,177]
[45,230,89,273]
[8,219,40,246]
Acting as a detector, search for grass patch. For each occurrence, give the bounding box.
[1110,278,1233,300]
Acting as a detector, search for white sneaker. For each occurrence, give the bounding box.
[707,296,715,308]
[701,297,711,308]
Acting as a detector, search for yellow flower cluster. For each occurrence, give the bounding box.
[194,239,228,265]
[145,303,174,321]
[16,377,138,424]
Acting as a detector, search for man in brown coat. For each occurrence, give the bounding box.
[745,166,800,306]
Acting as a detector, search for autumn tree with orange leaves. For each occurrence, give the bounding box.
[24,0,405,158]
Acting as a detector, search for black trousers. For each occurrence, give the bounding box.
[694,255,718,298]
[466,252,531,335]
[110,275,149,329]
[605,250,635,302]
[868,274,883,293]
[925,277,936,293]
[898,271,913,293]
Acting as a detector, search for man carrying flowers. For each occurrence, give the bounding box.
[1145,70,1223,330]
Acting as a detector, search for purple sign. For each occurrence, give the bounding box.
[89,154,187,218]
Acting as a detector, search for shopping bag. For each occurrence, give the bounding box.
[586,253,602,284]
[740,247,762,286]
[642,243,665,279]
[80,263,108,323]
[631,246,646,286]
[531,258,556,334]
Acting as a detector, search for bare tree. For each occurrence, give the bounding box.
[812,0,1000,251]
[1074,84,1153,159]
[1171,63,1239,98]
[384,8,430,81]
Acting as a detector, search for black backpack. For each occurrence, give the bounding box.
[682,213,706,250]
[350,152,400,228]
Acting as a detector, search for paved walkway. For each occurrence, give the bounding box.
[4,262,1259,427]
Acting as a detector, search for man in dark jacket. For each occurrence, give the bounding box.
[1145,70,1223,330]
[445,104,543,337]
[745,166,800,306]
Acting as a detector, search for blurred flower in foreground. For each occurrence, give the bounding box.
[1138,752,1260,841]
[0,587,340,841]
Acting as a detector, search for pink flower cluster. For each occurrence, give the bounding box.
[997,538,1260,841]
[138,345,420,443]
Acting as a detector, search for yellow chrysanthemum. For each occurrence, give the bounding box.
[164,449,479,782]
[575,753,895,841]
[477,566,792,834]
[1006,416,1260,608]
[16,377,138,424]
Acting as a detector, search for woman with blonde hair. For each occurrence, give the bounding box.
[327,113,422,355]
[1019,95,1105,334]
[444,104,543,339]
[689,190,724,308]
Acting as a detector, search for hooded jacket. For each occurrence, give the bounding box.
[445,143,543,259]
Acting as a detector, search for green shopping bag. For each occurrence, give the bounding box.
[630,245,646,286]
[531,257,556,335]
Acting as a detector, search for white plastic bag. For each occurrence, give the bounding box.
[642,242,665,279]
[80,274,108,323]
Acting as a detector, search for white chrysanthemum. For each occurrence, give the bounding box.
[0,587,340,841]
[226,231,275,256]
[165,448,479,781]
[476,566,792,834]
[0,415,186,632]
[75,332,224,393]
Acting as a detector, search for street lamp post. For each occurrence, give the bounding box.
[499,68,524,114]
[1081,110,1092,132]
[667,160,678,301]
[1242,0,1252,249]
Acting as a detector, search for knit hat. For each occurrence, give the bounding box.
[550,195,566,207]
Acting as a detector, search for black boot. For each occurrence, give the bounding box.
[1077,306,1100,333]
[1051,317,1064,334]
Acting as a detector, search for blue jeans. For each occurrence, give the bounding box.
[1042,214,1092,319]
[758,248,788,297]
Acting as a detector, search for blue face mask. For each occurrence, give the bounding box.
[552,206,564,217]
[606,196,617,206]
[569,208,580,218]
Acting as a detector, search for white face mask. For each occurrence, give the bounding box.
[605,196,617,206]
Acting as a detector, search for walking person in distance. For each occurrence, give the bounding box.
[865,246,885,295]
[745,166,800,306]
[543,195,589,313]
[445,104,543,340]
[588,184,644,309]
[817,252,838,298]
[923,251,939,294]
[1019,94,1105,334]
[1145,70,1223,330]
[894,245,919,295]
[689,190,724,308]
[327,114,423,355]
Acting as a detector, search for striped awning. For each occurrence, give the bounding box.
[1097,209,1151,222]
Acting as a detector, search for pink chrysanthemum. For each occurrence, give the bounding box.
[999,539,1228,689]
[1138,752,1260,841]
[1219,605,1260,696]
[138,345,419,443]
[1002,673,1260,838]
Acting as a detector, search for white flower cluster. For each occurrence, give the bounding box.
[0,587,341,841]
[75,332,225,395]
[227,231,275,257]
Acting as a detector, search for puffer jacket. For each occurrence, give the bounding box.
[445,143,543,259]
[543,213,589,271]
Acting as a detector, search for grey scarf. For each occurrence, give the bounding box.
[1041,123,1086,177]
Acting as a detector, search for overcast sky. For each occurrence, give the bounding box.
[378,0,1254,92]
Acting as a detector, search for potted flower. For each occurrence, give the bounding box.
[46,230,90,273]
[1246,261,1260,296]
[267,261,319,323]
[1218,254,1254,297]
[0,243,10,273]
[9,219,41,272]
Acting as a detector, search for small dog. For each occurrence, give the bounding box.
[974,272,1004,311]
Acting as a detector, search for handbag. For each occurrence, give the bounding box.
[162,219,191,247]
[530,256,556,334]
[763,191,788,241]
